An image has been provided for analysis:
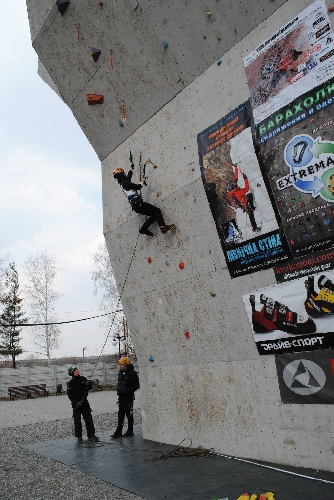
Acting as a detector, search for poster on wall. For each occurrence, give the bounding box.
[197,101,288,278]
[244,0,334,124]
[242,269,334,355]
[254,78,334,257]
[275,349,334,404]
[274,247,334,283]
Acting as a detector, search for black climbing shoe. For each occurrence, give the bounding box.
[139,228,154,238]
[160,224,176,234]
[111,430,123,439]
[123,430,134,437]
[77,437,83,444]
[252,226,261,232]
[88,435,99,442]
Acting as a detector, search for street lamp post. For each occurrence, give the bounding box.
[82,346,87,363]
[112,318,128,357]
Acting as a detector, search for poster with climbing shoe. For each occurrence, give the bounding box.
[197,101,288,278]
[244,0,334,124]
[254,76,334,258]
[243,272,334,355]
[275,349,334,404]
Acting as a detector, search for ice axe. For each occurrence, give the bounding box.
[142,158,158,185]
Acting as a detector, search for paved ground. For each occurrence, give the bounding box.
[0,390,141,428]
[1,391,334,500]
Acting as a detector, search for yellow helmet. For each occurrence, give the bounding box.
[118,356,130,365]
[113,167,124,178]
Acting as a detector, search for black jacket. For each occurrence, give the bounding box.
[67,375,92,407]
[119,169,142,192]
[117,363,139,399]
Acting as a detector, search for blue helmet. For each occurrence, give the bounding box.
[227,181,234,192]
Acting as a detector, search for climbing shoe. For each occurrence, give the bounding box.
[123,430,134,437]
[88,435,99,442]
[250,294,316,335]
[111,429,123,439]
[160,224,176,234]
[304,274,334,317]
[77,437,83,444]
[252,226,261,232]
[139,228,154,238]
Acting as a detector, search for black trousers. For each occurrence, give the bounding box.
[117,397,134,432]
[73,400,95,438]
[132,199,165,230]
[245,193,258,230]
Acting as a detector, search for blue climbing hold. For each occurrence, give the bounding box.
[162,42,169,49]
[149,356,154,362]
[119,121,124,127]
[217,59,222,65]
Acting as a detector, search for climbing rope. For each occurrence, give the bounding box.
[148,438,214,461]
[89,232,140,378]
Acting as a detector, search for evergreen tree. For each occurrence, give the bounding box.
[0,263,27,368]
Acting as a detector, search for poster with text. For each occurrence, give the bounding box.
[197,101,287,278]
[274,247,334,283]
[244,0,334,124]
[243,271,334,355]
[255,78,334,257]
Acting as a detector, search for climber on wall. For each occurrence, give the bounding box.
[113,165,176,237]
[227,163,261,233]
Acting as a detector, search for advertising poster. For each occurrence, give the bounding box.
[244,0,334,124]
[242,269,334,355]
[197,101,287,278]
[274,247,334,283]
[275,349,334,404]
[255,78,334,257]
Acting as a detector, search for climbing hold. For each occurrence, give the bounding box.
[148,257,152,263]
[149,356,154,363]
[203,35,207,39]
[179,262,185,269]
[121,102,127,122]
[86,94,104,105]
[110,50,114,69]
[90,48,101,62]
[162,42,169,49]
[57,0,70,15]
[119,121,124,127]
[206,11,211,18]
[99,0,103,5]
[77,25,81,40]
[329,5,334,12]
[217,36,222,41]
[184,331,190,339]
[217,59,222,65]
[210,290,216,297]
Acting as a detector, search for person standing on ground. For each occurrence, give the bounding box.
[67,366,99,443]
[111,357,140,438]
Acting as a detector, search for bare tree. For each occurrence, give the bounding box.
[91,241,132,355]
[23,250,63,361]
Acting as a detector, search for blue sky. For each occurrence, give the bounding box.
[0,1,118,359]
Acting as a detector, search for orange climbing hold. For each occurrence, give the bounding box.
[87,94,104,105]
[148,257,152,263]
[179,262,185,269]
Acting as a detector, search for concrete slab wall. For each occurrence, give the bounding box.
[26,0,334,472]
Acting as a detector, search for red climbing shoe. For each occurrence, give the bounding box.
[304,274,334,317]
[250,294,316,335]
[160,224,176,234]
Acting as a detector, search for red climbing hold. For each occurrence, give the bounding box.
[184,331,190,339]
[329,5,334,12]
[57,0,70,15]
[179,262,185,269]
[87,94,104,105]
[148,257,152,263]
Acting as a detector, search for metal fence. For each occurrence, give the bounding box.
[0,362,119,398]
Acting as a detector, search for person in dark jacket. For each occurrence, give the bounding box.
[67,366,99,443]
[111,357,140,438]
[113,166,175,237]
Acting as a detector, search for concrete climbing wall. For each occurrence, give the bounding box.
[27,0,334,472]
